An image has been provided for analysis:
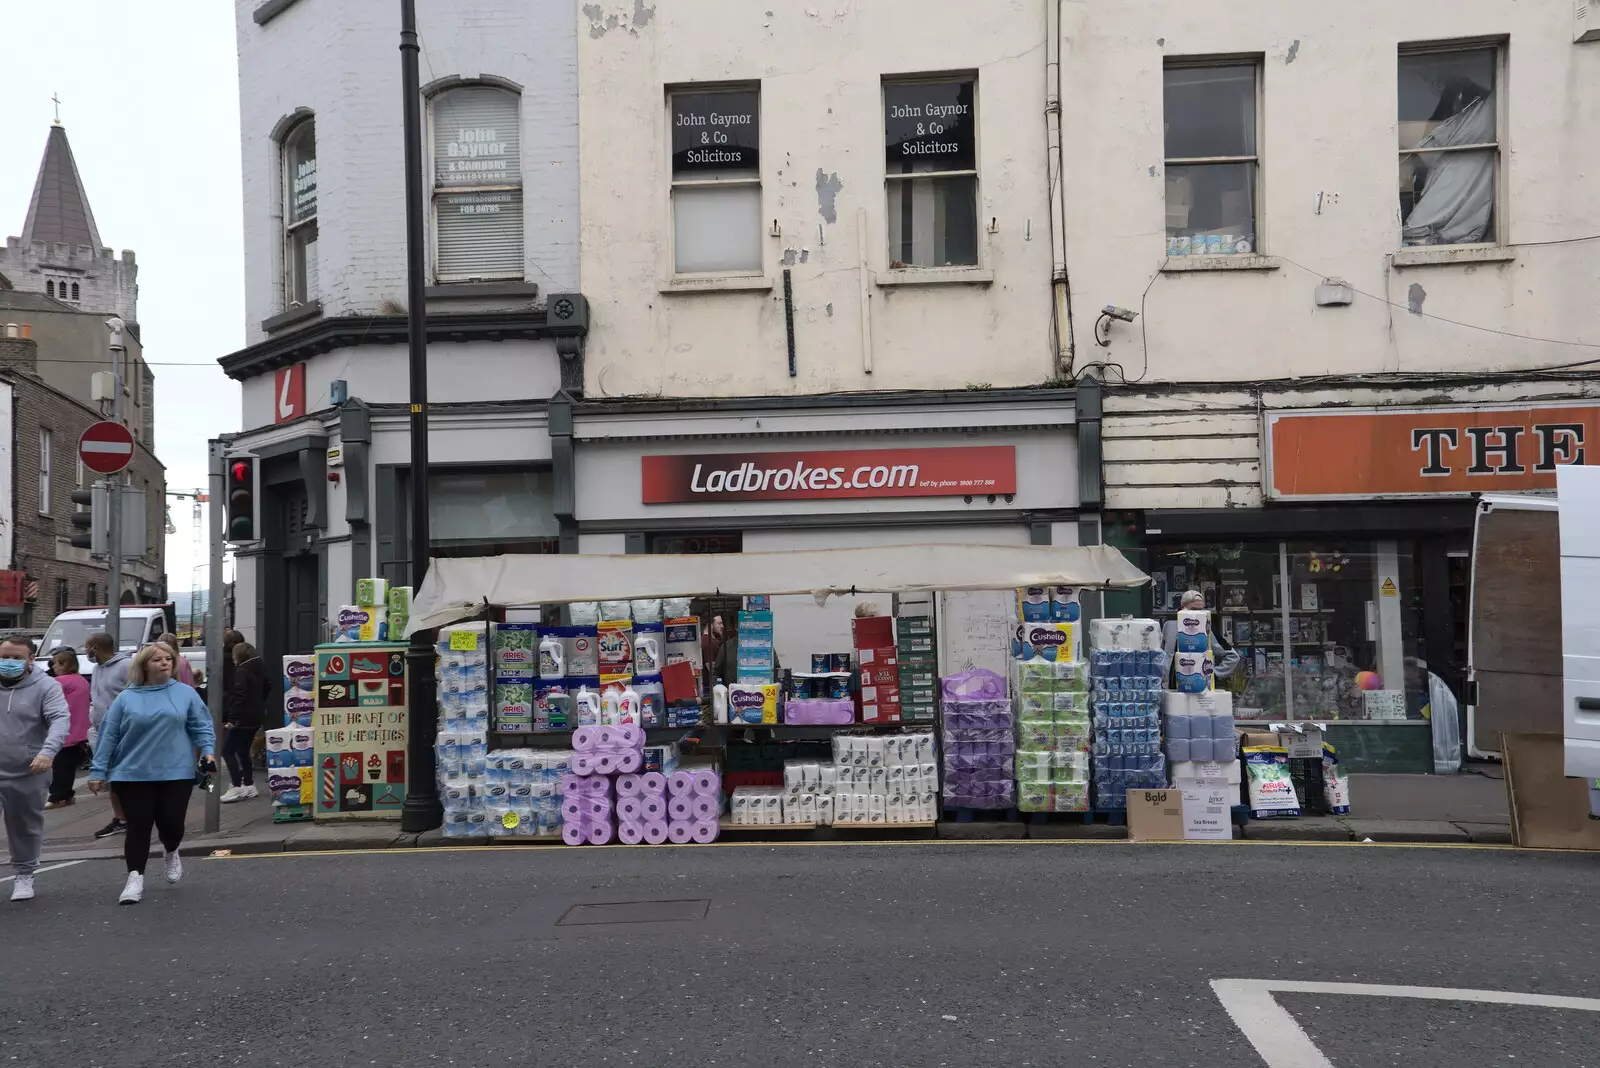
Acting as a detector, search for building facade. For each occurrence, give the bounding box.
[0,120,164,627]
[1058,0,1600,768]
[0,331,166,628]
[221,0,583,687]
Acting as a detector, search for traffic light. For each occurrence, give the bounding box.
[225,455,259,542]
[69,488,98,550]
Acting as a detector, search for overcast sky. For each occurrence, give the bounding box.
[1,2,243,598]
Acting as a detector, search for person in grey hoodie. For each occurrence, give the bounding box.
[86,632,133,839]
[0,633,70,902]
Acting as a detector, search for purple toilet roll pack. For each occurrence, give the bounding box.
[939,669,1015,810]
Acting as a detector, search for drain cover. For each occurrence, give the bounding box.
[556,899,710,926]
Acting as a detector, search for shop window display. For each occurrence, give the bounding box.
[1150,541,1423,722]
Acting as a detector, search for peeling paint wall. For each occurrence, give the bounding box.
[1062,1,1600,510]
[577,0,1053,398]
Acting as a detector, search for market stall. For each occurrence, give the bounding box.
[396,544,1150,843]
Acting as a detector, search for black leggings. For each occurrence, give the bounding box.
[221,727,258,787]
[111,780,193,874]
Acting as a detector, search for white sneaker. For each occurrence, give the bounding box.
[10,874,34,902]
[164,849,183,884]
[119,871,144,905]
[240,785,259,799]
[219,787,244,803]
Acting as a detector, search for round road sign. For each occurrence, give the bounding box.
[79,420,136,475]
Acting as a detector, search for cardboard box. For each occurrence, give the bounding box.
[860,663,900,688]
[852,617,895,648]
[1181,785,1235,840]
[1127,789,1185,842]
[855,646,898,668]
[896,617,935,637]
[1274,724,1326,760]
[897,636,936,657]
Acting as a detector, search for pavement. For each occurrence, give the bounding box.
[3,840,1599,1066]
[0,763,1516,865]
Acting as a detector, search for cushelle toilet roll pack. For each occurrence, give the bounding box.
[332,578,411,643]
[1087,617,1168,810]
[1011,586,1092,813]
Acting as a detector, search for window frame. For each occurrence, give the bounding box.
[1162,56,1264,256]
[426,82,527,284]
[280,115,318,307]
[881,72,982,271]
[1397,38,1505,250]
[37,428,52,516]
[666,82,765,280]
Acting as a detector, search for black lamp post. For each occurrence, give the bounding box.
[399,0,441,833]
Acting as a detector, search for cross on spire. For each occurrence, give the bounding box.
[51,93,61,126]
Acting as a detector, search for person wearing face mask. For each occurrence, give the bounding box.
[85,632,133,839]
[0,633,71,902]
[88,642,216,905]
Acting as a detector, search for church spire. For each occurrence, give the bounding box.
[20,122,103,250]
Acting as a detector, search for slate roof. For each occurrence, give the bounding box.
[19,124,102,250]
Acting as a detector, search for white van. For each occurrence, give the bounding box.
[1558,466,1600,794]
[34,603,178,679]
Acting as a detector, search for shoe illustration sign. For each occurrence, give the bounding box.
[313,643,409,818]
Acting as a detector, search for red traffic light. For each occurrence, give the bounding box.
[230,460,250,482]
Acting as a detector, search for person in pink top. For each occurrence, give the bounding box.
[46,648,92,809]
[159,634,195,688]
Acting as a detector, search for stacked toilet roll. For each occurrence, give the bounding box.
[664,768,721,844]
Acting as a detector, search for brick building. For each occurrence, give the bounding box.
[0,331,165,627]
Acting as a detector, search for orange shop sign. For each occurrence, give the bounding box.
[1265,403,1600,500]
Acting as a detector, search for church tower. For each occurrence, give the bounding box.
[0,117,138,322]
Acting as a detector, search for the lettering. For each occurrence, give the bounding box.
[688,460,921,496]
[1534,423,1586,471]
[1465,426,1527,475]
[1411,427,1459,475]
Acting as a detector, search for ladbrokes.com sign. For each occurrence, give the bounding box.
[641,446,1016,504]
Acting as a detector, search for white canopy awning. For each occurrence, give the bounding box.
[407,543,1149,634]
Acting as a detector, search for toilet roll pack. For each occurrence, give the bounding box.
[282,655,315,728]
[1088,619,1168,810]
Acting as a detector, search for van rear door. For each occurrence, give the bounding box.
[1558,466,1600,779]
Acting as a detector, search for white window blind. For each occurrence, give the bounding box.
[432,87,524,282]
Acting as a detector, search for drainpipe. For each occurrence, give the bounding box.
[1045,0,1075,375]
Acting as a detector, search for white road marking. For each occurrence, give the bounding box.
[1212,979,1600,1068]
[1,859,87,884]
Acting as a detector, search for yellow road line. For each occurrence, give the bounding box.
[217,835,1587,861]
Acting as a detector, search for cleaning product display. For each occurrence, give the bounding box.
[939,669,1013,810]
[1088,619,1167,811]
[1013,658,1091,813]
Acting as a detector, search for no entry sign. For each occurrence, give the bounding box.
[79,420,135,475]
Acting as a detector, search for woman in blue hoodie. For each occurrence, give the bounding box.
[88,643,215,905]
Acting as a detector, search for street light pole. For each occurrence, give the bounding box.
[399,0,441,833]
[105,317,125,638]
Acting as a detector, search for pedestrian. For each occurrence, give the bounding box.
[221,641,268,802]
[45,648,91,809]
[84,632,133,839]
[0,633,70,902]
[87,642,216,905]
[701,615,724,685]
[1162,590,1241,681]
[159,632,195,688]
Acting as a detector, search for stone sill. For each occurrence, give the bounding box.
[260,300,323,335]
[1161,255,1282,273]
[659,275,774,294]
[876,267,994,288]
[424,281,540,302]
[1391,245,1517,268]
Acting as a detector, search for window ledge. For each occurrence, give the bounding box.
[261,300,324,335]
[875,267,994,288]
[659,276,774,294]
[1161,254,1282,273]
[1391,245,1517,268]
[424,282,540,301]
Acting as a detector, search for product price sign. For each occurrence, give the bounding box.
[884,80,975,172]
[671,91,760,175]
[1363,690,1408,721]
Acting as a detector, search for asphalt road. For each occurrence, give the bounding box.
[4,840,1599,1067]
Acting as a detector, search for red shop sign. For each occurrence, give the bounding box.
[0,571,24,608]
[641,446,1017,504]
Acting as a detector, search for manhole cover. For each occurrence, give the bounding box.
[556,899,710,926]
